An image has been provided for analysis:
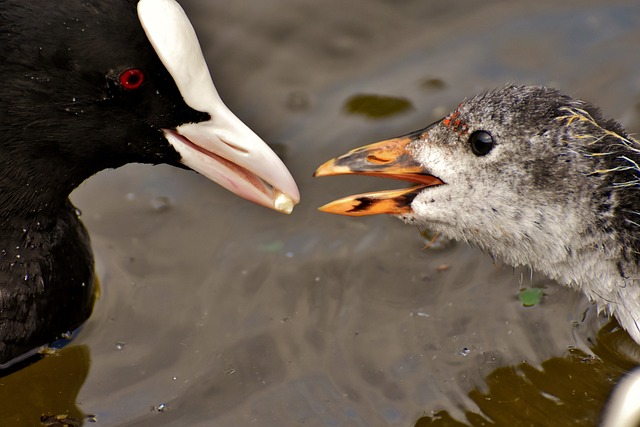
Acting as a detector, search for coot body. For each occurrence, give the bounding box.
[0,0,299,365]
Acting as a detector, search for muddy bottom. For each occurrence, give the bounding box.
[2,0,640,426]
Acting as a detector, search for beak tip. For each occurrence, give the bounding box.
[316,199,356,216]
[273,192,297,214]
[314,159,338,178]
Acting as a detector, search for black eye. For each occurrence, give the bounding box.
[118,68,145,90]
[469,130,494,156]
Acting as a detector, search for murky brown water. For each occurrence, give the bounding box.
[2,0,640,426]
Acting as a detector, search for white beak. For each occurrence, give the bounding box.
[138,0,299,213]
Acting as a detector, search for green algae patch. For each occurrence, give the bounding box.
[344,94,413,119]
[260,240,284,253]
[519,287,544,307]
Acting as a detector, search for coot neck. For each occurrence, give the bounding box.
[0,152,92,221]
[0,157,96,363]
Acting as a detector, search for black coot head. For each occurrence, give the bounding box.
[3,0,197,167]
[1,0,299,213]
[0,0,299,368]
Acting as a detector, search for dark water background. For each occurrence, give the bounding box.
[2,0,640,425]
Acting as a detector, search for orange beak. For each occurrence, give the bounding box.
[314,129,443,216]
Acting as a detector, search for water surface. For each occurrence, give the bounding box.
[3,0,640,425]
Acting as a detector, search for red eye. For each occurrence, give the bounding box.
[118,68,145,90]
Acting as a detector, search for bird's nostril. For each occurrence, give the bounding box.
[220,138,249,154]
[366,155,391,164]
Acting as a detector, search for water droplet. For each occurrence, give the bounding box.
[151,196,172,212]
[155,403,167,413]
[86,414,97,423]
[115,342,126,350]
[458,347,470,356]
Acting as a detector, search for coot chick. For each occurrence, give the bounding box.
[316,85,640,345]
[0,0,299,366]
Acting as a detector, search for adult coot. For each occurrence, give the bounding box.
[316,85,640,345]
[0,0,299,366]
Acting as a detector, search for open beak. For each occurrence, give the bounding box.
[163,107,300,214]
[314,128,443,216]
[138,0,299,213]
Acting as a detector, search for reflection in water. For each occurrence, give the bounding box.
[415,323,640,426]
[0,346,90,426]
